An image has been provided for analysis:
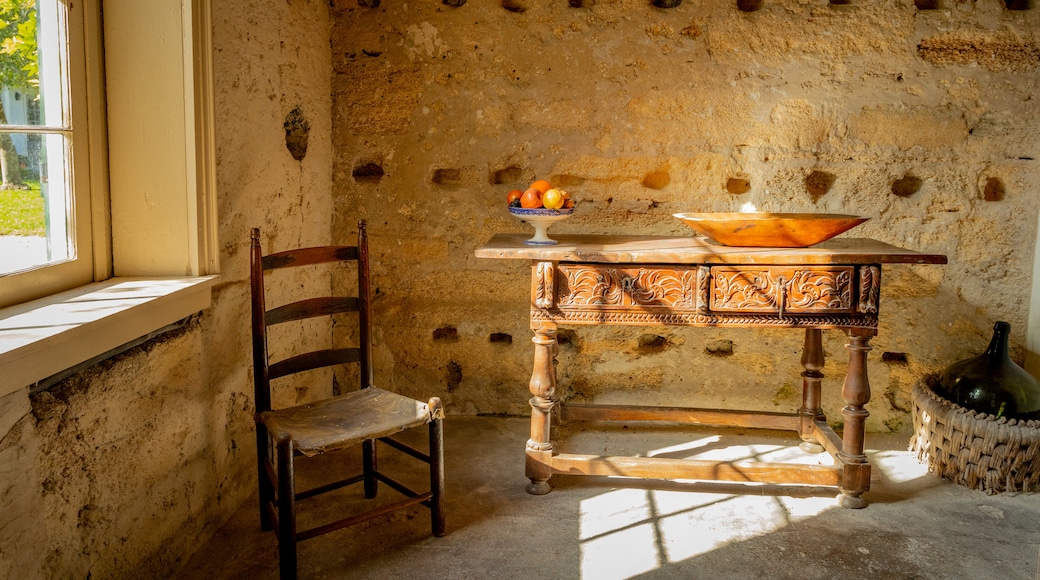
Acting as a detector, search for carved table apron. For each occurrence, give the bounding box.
[475,234,947,508]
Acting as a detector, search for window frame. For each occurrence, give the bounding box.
[0,0,105,307]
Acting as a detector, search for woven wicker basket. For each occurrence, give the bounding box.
[910,374,1040,494]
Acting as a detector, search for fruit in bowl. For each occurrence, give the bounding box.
[505,179,576,245]
[507,179,574,210]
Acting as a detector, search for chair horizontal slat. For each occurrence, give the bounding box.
[268,348,361,380]
[266,297,359,326]
[262,246,358,270]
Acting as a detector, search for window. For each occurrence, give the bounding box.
[0,0,217,396]
[0,0,101,308]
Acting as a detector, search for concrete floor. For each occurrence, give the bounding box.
[181,416,1040,580]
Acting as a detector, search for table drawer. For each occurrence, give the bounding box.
[554,265,697,309]
[710,266,855,315]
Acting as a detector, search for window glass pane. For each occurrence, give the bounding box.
[0,130,69,275]
[0,0,73,276]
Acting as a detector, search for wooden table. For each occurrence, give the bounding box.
[475,234,947,508]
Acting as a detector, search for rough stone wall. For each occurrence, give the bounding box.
[0,0,333,577]
[330,0,1039,432]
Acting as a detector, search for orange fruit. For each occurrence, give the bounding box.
[529,179,552,194]
[506,189,523,204]
[542,188,564,210]
[520,187,543,208]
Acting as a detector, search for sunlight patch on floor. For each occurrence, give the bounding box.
[869,449,930,483]
[579,484,836,579]
[574,434,933,579]
[579,517,661,580]
[656,494,789,563]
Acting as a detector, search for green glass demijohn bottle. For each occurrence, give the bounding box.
[937,321,1040,420]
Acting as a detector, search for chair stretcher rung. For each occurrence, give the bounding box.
[263,459,278,491]
[379,436,431,462]
[375,471,421,498]
[296,493,432,542]
[263,502,279,536]
[296,474,365,501]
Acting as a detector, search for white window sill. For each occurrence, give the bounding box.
[0,276,218,398]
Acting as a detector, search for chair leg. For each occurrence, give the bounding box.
[257,425,274,531]
[276,435,297,580]
[363,439,378,499]
[429,416,446,537]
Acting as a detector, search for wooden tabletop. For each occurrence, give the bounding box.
[475,234,948,266]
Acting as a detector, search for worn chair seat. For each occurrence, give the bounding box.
[258,387,436,457]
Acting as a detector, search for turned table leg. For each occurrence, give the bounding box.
[526,321,558,495]
[838,329,873,508]
[798,328,826,453]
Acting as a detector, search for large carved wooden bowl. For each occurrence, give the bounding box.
[673,213,870,247]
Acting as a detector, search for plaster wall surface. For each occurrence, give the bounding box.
[330,0,1040,432]
[1,1,1039,578]
[0,0,334,577]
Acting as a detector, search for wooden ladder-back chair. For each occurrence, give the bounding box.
[250,221,445,580]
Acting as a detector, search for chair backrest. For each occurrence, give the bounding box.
[250,220,373,415]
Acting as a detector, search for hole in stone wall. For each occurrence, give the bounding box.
[491,165,524,185]
[433,326,458,341]
[983,177,1005,202]
[882,352,909,364]
[442,0,466,6]
[557,328,576,346]
[446,360,462,393]
[652,0,682,7]
[891,175,923,198]
[637,334,668,352]
[1005,0,1033,9]
[489,332,513,344]
[353,161,385,183]
[501,0,526,12]
[737,0,763,11]
[551,174,586,187]
[432,168,463,186]
[358,0,380,7]
[919,35,1038,69]
[914,0,939,8]
[569,0,593,6]
[829,0,851,4]
[726,177,751,194]
[642,169,671,190]
[283,106,310,162]
[705,338,734,357]
[805,171,836,203]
